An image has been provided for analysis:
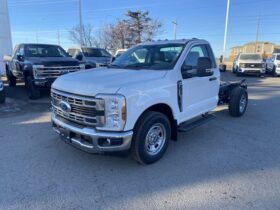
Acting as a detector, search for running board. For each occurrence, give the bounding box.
[178,114,216,133]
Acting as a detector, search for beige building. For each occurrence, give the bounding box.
[229,42,279,61]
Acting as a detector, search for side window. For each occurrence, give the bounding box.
[18,46,24,56]
[182,45,209,78]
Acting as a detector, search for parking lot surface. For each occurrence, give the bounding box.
[0,73,280,210]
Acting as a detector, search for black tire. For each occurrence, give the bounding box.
[0,90,5,104]
[229,87,248,117]
[236,72,242,77]
[25,76,41,100]
[6,68,16,87]
[272,66,278,77]
[132,111,171,164]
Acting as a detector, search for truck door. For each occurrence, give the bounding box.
[11,45,24,78]
[180,44,220,121]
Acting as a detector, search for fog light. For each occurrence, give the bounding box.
[98,138,123,147]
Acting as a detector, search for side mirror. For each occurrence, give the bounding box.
[197,57,213,77]
[181,65,193,78]
[17,54,24,62]
[75,53,83,61]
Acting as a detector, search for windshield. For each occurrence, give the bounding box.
[82,48,111,57]
[240,54,262,60]
[110,44,185,70]
[25,45,67,57]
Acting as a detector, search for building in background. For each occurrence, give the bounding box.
[0,0,13,75]
[229,42,280,61]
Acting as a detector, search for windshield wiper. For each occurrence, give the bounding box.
[124,64,150,70]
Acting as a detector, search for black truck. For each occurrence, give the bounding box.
[4,44,85,99]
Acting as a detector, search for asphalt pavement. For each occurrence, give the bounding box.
[0,73,280,210]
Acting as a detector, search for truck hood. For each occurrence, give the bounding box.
[239,59,263,63]
[52,68,167,96]
[25,57,80,66]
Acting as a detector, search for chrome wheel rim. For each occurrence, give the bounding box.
[145,123,166,156]
[239,94,247,113]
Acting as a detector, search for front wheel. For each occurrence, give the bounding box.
[0,90,5,103]
[6,68,17,87]
[229,87,248,117]
[25,76,41,100]
[132,111,171,164]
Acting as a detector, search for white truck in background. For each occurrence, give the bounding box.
[266,53,280,77]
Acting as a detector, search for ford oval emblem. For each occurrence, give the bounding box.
[59,101,71,113]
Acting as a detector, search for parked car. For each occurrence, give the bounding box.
[51,39,248,164]
[266,53,280,77]
[114,49,127,58]
[4,43,85,99]
[67,47,112,68]
[0,77,5,103]
[232,53,265,76]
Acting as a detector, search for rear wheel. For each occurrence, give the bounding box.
[6,68,16,87]
[229,87,248,117]
[132,111,171,164]
[25,76,41,100]
[0,89,5,103]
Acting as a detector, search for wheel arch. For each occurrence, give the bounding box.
[133,103,178,141]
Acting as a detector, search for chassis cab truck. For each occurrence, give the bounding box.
[51,39,248,164]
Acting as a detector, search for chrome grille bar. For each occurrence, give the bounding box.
[34,66,81,79]
[51,89,105,126]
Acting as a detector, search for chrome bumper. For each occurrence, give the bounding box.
[52,113,133,153]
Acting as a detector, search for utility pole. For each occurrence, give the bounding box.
[79,0,84,47]
[172,20,178,40]
[222,0,230,63]
[255,16,260,53]
[57,30,61,46]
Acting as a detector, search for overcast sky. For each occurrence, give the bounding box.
[8,0,280,56]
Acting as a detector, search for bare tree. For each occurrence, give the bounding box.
[69,24,98,47]
[125,10,162,45]
[98,10,162,52]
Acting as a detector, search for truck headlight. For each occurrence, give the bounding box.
[96,94,126,131]
[79,64,86,70]
[32,65,45,79]
[239,63,245,68]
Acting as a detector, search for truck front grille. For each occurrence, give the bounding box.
[244,63,263,68]
[51,89,105,126]
[34,66,81,79]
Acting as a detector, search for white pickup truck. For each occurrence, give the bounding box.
[266,53,280,77]
[51,39,248,164]
[232,53,266,76]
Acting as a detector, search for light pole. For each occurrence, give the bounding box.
[79,0,84,46]
[172,20,178,40]
[222,0,230,62]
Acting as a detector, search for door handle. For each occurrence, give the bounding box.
[209,77,217,81]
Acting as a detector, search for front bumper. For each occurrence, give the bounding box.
[239,68,265,74]
[275,67,280,75]
[51,113,133,153]
[34,78,56,88]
